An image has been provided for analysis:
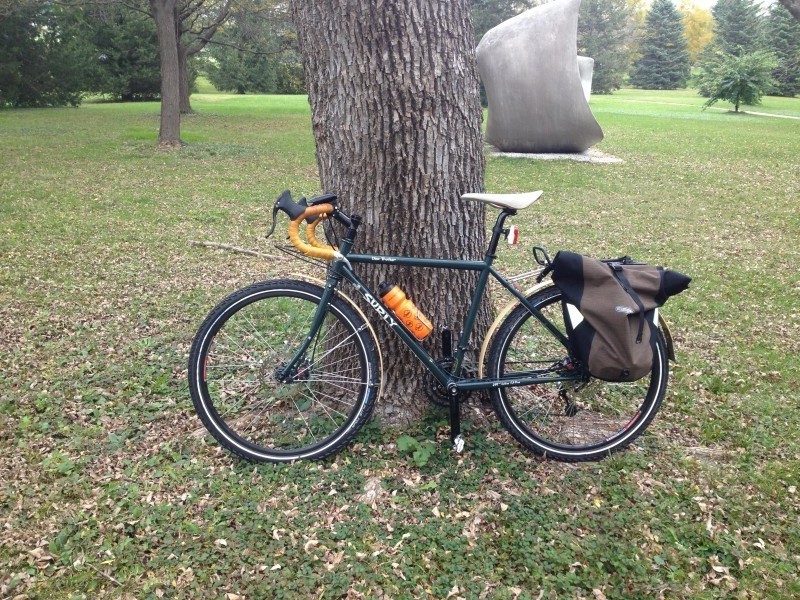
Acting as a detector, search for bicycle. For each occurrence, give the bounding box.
[188,190,675,463]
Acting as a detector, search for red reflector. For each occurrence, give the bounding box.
[507,225,519,245]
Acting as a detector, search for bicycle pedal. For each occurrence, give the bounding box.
[453,435,465,453]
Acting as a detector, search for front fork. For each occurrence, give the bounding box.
[275,274,341,383]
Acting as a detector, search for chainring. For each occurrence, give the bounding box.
[424,357,474,408]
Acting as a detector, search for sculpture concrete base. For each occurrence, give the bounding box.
[488,148,623,164]
[477,0,604,153]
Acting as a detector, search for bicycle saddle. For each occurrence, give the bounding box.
[461,191,543,211]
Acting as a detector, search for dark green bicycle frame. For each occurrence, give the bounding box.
[280,209,582,395]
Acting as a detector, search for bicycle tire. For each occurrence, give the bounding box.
[188,279,380,463]
[487,285,668,462]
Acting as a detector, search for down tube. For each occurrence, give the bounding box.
[338,266,453,386]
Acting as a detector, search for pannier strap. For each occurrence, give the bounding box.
[609,262,646,343]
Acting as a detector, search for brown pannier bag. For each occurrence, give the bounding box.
[551,251,691,382]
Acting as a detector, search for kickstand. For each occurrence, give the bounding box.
[449,391,464,453]
[443,329,465,453]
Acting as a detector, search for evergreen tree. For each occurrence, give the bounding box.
[766,3,800,96]
[578,0,633,93]
[86,6,161,101]
[206,7,304,94]
[0,3,94,107]
[712,0,764,56]
[630,0,691,88]
[471,0,536,43]
[695,0,765,96]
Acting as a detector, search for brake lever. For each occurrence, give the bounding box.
[265,190,311,238]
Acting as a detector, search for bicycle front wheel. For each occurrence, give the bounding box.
[487,285,668,461]
[188,280,380,463]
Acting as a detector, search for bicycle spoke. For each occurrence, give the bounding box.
[189,281,380,462]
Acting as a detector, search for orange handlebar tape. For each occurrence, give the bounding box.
[287,204,336,260]
[306,215,336,251]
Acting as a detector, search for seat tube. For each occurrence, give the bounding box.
[451,211,513,374]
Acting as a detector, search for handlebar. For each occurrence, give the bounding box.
[288,204,336,260]
[265,190,351,261]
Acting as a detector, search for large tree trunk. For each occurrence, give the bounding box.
[779,0,800,22]
[290,1,489,426]
[150,0,182,148]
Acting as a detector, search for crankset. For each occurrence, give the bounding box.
[424,357,475,408]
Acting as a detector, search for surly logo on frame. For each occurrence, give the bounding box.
[363,291,398,328]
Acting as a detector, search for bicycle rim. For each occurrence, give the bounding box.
[489,287,667,460]
[189,281,378,462]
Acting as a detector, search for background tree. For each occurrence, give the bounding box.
[289,0,489,426]
[0,2,94,108]
[778,0,800,23]
[176,0,232,113]
[578,0,633,93]
[697,49,776,111]
[766,3,800,96]
[630,0,691,89]
[695,0,765,96]
[147,0,182,146]
[680,0,714,63]
[85,3,161,101]
[711,0,764,56]
[205,3,304,94]
[625,0,651,66]
[471,0,536,43]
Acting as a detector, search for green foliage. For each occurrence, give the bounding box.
[696,50,777,111]
[711,0,764,56]
[85,6,161,101]
[766,3,800,97]
[0,3,94,107]
[396,435,437,467]
[630,0,691,89]
[578,0,633,93]
[471,0,536,43]
[206,6,304,94]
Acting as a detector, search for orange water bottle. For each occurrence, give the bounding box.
[379,282,433,340]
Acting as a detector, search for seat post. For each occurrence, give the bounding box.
[485,209,516,259]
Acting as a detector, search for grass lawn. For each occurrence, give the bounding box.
[1,87,798,598]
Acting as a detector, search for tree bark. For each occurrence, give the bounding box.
[290,0,488,426]
[150,0,182,147]
[779,0,800,23]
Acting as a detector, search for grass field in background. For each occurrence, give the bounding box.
[1,88,798,598]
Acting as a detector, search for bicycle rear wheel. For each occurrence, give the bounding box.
[188,279,380,462]
[487,285,668,461]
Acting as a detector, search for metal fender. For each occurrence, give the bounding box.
[658,314,676,362]
[478,281,553,378]
[289,273,384,402]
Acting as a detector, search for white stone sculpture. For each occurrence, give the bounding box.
[476,0,604,153]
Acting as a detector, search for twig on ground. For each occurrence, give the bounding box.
[189,240,267,258]
[85,562,122,586]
